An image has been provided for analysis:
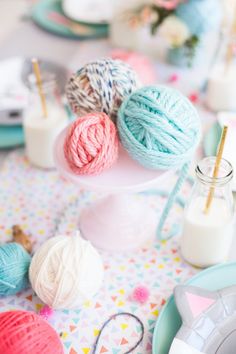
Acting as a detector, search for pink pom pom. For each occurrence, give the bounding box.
[39,305,54,320]
[168,73,179,83]
[111,49,157,85]
[64,113,119,175]
[188,92,199,104]
[132,285,150,304]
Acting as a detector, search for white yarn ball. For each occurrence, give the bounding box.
[29,233,104,309]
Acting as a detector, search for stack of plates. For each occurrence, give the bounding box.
[31,0,110,39]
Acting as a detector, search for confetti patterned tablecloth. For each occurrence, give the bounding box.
[0,150,199,354]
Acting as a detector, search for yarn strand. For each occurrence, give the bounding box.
[92,312,144,354]
[156,162,190,240]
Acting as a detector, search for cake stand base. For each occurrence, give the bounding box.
[54,127,173,252]
[79,193,157,251]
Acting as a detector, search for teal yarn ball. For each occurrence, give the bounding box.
[117,85,201,170]
[118,85,201,240]
[0,243,31,296]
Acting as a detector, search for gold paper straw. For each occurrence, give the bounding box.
[31,58,48,118]
[204,125,228,214]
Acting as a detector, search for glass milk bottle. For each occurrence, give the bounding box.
[24,74,68,169]
[206,31,236,111]
[181,157,235,268]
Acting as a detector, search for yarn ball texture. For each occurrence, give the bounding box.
[117,85,201,170]
[66,58,140,120]
[29,233,104,309]
[0,243,31,296]
[0,310,63,354]
[176,0,222,36]
[118,85,201,240]
[111,49,157,85]
[64,112,119,175]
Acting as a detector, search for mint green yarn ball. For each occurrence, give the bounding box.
[0,243,31,296]
[117,85,201,170]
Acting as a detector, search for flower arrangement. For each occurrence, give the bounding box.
[127,0,205,65]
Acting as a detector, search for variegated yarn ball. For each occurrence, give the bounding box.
[66,58,140,121]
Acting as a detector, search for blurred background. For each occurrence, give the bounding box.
[1,0,236,163]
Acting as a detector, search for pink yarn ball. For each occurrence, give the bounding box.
[0,310,63,354]
[132,285,150,304]
[111,49,157,85]
[64,112,119,175]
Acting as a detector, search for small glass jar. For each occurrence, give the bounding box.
[23,74,68,169]
[206,31,236,111]
[181,157,235,268]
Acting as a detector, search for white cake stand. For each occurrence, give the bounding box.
[54,127,173,251]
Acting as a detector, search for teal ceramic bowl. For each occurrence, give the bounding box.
[31,0,108,39]
[152,262,236,354]
[0,125,24,148]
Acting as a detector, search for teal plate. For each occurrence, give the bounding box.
[31,0,108,40]
[203,122,221,157]
[152,262,236,354]
[0,125,24,149]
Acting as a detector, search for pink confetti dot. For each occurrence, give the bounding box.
[188,92,199,103]
[168,73,179,83]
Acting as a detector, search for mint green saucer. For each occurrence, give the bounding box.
[31,0,108,39]
[152,262,236,354]
[203,122,221,157]
[0,125,24,148]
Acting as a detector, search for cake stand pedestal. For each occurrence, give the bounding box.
[54,127,173,251]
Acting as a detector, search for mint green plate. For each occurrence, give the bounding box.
[0,125,24,148]
[152,262,236,354]
[203,122,221,157]
[31,0,108,39]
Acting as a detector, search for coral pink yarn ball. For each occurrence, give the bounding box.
[0,310,63,354]
[111,49,157,85]
[64,112,119,175]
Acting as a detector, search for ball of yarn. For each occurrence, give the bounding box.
[0,310,63,354]
[176,0,222,36]
[64,112,119,175]
[66,58,140,120]
[111,49,157,85]
[29,233,104,309]
[0,243,31,296]
[117,85,201,170]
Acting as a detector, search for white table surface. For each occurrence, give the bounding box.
[0,4,236,354]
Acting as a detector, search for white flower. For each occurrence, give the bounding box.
[159,15,190,47]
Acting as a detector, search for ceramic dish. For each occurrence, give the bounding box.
[31,0,108,39]
[152,262,236,354]
[62,0,113,24]
[0,125,24,148]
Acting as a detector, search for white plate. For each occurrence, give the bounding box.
[62,0,114,24]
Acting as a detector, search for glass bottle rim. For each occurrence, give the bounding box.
[27,72,57,93]
[196,156,233,186]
